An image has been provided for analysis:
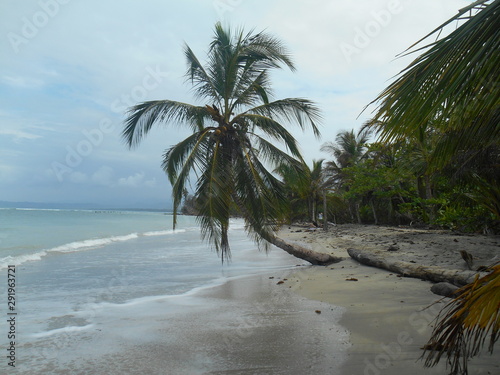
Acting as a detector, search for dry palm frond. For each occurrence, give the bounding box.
[423,264,500,374]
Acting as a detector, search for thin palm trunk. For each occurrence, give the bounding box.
[232,193,340,265]
[370,198,378,225]
[323,190,328,231]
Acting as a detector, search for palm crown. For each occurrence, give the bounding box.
[123,23,322,261]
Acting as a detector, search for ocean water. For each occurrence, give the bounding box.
[0,208,348,374]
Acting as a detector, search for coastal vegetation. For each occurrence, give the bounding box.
[276,2,499,237]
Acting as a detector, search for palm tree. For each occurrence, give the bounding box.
[321,129,371,170]
[321,129,372,223]
[277,159,327,225]
[366,1,499,372]
[123,23,341,265]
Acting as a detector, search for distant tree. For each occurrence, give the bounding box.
[321,128,372,223]
[277,159,327,224]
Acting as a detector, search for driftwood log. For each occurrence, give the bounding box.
[272,237,343,265]
[347,248,481,286]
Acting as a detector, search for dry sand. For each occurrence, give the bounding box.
[279,224,500,375]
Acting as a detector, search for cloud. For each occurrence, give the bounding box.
[1,75,44,89]
[69,171,88,184]
[118,172,156,188]
[0,128,42,141]
[144,178,157,188]
[91,166,114,186]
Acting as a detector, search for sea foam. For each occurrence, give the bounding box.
[0,230,177,270]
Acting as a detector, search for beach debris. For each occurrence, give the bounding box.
[387,243,400,251]
[345,277,358,281]
[276,280,285,285]
[431,282,459,298]
[348,248,479,286]
[269,276,274,279]
[460,250,474,270]
[315,310,321,314]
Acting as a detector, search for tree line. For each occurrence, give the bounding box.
[276,123,499,234]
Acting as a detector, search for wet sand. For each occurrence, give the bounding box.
[15,272,349,375]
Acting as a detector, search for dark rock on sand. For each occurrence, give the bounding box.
[431,282,459,297]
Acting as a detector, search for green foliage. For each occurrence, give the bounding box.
[295,122,499,232]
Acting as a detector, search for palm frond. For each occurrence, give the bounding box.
[162,129,214,227]
[423,264,500,374]
[232,140,286,247]
[229,70,272,112]
[237,114,302,158]
[367,0,500,156]
[123,100,208,148]
[185,44,222,105]
[245,98,322,138]
[251,134,303,169]
[195,135,233,261]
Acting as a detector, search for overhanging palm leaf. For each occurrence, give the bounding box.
[367,0,499,165]
[122,22,341,264]
[423,264,500,374]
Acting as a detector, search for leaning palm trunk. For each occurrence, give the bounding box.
[422,264,500,375]
[232,193,342,265]
[271,236,341,265]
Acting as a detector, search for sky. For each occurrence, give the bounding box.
[0,0,469,209]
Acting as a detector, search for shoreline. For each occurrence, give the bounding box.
[279,224,500,375]
[12,270,350,375]
[7,222,499,374]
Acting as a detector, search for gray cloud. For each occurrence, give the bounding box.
[0,0,469,208]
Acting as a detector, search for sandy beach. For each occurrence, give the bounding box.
[280,224,500,375]
[9,221,500,374]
